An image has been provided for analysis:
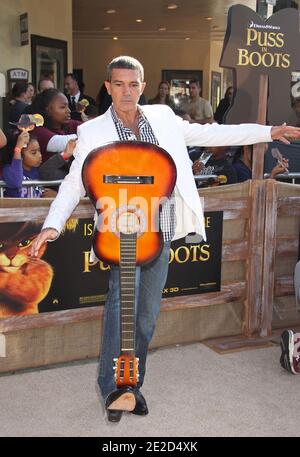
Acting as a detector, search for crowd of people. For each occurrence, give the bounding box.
[0,71,292,198]
[1,74,96,197]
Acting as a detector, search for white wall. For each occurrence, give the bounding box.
[73,37,222,101]
[0,0,73,89]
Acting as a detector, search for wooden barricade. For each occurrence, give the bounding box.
[0,178,299,372]
[261,180,300,336]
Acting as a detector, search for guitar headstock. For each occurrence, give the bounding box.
[113,354,139,388]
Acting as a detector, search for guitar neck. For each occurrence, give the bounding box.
[120,233,137,354]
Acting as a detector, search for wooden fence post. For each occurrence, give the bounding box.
[260,179,277,336]
[252,74,268,180]
[243,179,266,336]
[243,73,269,335]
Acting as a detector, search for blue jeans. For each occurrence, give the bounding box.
[98,241,171,400]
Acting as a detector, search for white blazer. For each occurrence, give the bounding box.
[43,105,272,254]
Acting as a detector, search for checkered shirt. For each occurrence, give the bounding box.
[110,105,176,242]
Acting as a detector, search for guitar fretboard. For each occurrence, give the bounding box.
[120,233,137,353]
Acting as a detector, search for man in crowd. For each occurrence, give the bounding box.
[182,79,214,124]
[38,77,55,93]
[30,55,300,423]
[64,73,96,121]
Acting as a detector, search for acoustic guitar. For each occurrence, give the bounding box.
[82,141,176,402]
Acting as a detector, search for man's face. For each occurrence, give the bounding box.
[189,83,200,98]
[39,79,54,93]
[105,68,146,114]
[64,76,78,95]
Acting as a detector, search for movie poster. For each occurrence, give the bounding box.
[39,218,110,313]
[162,211,223,297]
[0,212,223,318]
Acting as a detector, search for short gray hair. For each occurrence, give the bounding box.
[107,56,144,82]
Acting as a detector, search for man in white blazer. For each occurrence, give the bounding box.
[31,56,300,422]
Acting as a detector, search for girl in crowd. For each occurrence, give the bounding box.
[2,130,57,198]
[148,81,176,110]
[30,88,81,162]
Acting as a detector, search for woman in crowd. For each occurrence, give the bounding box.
[26,83,35,105]
[2,130,56,198]
[148,81,175,110]
[214,86,234,124]
[96,83,111,115]
[8,82,29,123]
[30,88,81,162]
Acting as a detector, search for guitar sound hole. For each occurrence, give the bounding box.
[117,212,140,235]
[110,205,147,238]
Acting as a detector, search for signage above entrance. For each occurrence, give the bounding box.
[220,5,300,126]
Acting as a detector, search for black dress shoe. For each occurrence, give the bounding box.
[105,386,135,422]
[107,409,123,423]
[131,390,149,416]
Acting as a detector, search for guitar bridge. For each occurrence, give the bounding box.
[104,175,154,184]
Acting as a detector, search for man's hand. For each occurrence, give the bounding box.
[270,124,300,144]
[30,228,59,257]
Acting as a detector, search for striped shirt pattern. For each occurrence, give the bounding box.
[110,105,176,242]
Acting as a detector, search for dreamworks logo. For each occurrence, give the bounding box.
[248,20,280,30]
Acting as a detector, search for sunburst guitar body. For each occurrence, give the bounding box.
[82,141,176,399]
